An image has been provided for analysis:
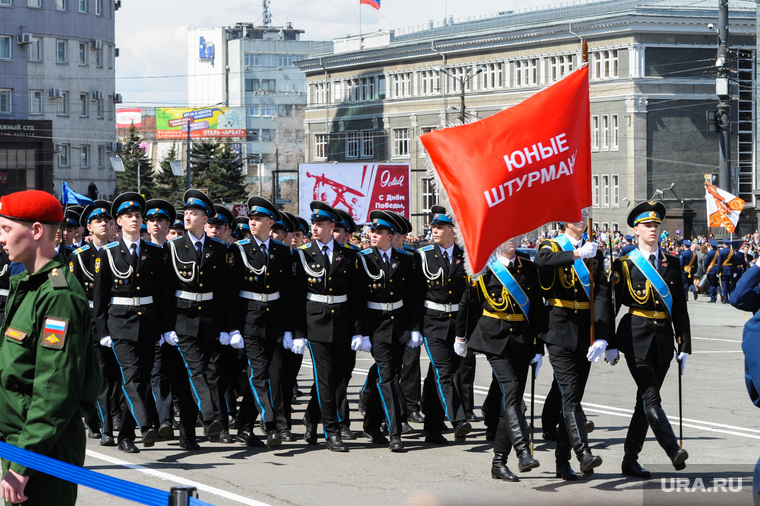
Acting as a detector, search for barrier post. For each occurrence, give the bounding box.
[169,486,197,506]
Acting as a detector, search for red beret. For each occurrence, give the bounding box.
[0,190,64,224]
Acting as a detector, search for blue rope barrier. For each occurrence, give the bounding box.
[189,497,216,506]
[0,441,170,506]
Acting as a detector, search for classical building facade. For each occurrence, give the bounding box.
[297,0,756,237]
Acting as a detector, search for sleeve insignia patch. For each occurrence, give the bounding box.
[40,317,68,350]
[4,328,27,341]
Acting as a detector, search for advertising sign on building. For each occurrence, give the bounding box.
[299,163,410,224]
[116,108,143,128]
[155,107,245,140]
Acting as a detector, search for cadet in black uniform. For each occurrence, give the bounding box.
[610,201,690,477]
[357,211,417,452]
[162,190,228,450]
[228,197,294,448]
[457,239,545,481]
[92,193,167,453]
[718,239,735,303]
[535,209,614,480]
[295,202,363,452]
[416,206,471,444]
[679,240,698,302]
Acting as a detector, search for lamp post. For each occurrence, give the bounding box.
[435,65,486,124]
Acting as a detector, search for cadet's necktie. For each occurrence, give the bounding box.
[649,254,656,269]
[130,244,138,266]
[195,241,202,261]
[322,245,330,265]
[443,250,450,275]
[382,252,390,275]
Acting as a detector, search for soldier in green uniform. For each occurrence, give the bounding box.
[0,190,100,506]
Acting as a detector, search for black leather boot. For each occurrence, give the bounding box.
[565,411,602,474]
[491,420,519,481]
[504,406,540,472]
[645,406,688,470]
[621,406,652,478]
[555,440,579,481]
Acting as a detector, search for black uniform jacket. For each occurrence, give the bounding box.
[68,245,98,343]
[292,240,362,344]
[612,248,691,359]
[227,238,294,340]
[535,238,614,351]
[415,243,468,340]
[355,246,416,344]
[93,238,169,342]
[164,234,230,339]
[456,252,546,357]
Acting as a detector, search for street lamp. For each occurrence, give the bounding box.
[435,65,487,124]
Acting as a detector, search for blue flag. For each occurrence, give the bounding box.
[61,181,94,205]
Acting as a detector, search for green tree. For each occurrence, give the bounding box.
[116,125,155,198]
[190,141,217,191]
[208,140,246,203]
[154,143,184,207]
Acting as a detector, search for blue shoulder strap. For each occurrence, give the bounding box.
[487,257,530,322]
[554,234,591,299]
[628,248,673,315]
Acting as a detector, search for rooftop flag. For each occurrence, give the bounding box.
[361,0,381,9]
[704,174,744,233]
[420,66,592,274]
[61,181,94,205]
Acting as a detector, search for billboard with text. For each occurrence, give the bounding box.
[155,107,245,140]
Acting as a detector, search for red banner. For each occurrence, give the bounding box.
[420,66,591,273]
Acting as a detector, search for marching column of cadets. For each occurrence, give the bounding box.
[10,192,693,481]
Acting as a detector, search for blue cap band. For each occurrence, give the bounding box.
[185,197,211,214]
[211,213,230,223]
[238,223,250,231]
[145,207,170,219]
[633,211,661,225]
[371,218,396,234]
[65,217,77,226]
[248,206,276,219]
[432,213,452,224]
[337,219,350,229]
[310,209,336,222]
[117,200,141,215]
[87,208,109,222]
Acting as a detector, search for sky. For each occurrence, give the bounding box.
[114,0,557,107]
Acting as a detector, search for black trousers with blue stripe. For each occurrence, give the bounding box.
[111,338,155,442]
[176,335,220,424]
[305,340,348,439]
[242,334,280,430]
[422,335,465,434]
[364,339,405,437]
[546,343,591,456]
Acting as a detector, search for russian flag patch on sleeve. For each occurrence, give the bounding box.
[41,317,68,350]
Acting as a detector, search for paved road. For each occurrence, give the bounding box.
[79,296,758,505]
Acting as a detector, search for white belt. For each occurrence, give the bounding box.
[0,289,8,297]
[175,290,214,302]
[111,296,154,306]
[424,300,459,312]
[307,293,347,304]
[240,290,280,302]
[367,300,404,311]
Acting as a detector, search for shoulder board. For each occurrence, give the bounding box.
[208,236,225,245]
[620,254,630,261]
[272,239,286,247]
[73,244,91,255]
[419,245,435,253]
[359,248,373,256]
[395,248,412,256]
[236,239,251,246]
[103,241,119,250]
[145,241,159,248]
[298,244,309,250]
[48,267,69,288]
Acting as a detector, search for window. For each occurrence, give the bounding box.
[515,59,538,87]
[591,175,599,207]
[601,175,610,207]
[593,49,619,80]
[78,0,86,12]
[393,128,410,157]
[360,131,373,158]
[0,89,10,113]
[245,79,276,92]
[611,174,620,207]
[95,0,101,14]
[591,115,599,151]
[78,42,88,65]
[28,38,41,61]
[29,90,42,114]
[95,48,103,67]
[0,36,11,60]
[421,177,439,219]
[244,53,304,67]
[481,63,504,90]
[59,144,70,167]
[391,73,411,98]
[247,105,260,116]
[362,77,374,101]
[611,114,619,150]
[28,0,41,7]
[96,98,103,118]
[346,132,359,159]
[420,70,439,96]
[550,55,574,82]
[57,91,69,115]
[55,0,66,9]
[277,105,292,117]
[97,145,105,167]
[261,106,276,117]
[79,93,89,117]
[315,134,327,159]
[0,0,12,5]
[601,115,609,151]
[56,40,67,63]
[419,127,435,158]
[81,145,91,168]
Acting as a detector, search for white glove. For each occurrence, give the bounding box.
[577,241,598,259]
[282,331,293,350]
[229,331,244,349]
[219,332,231,345]
[408,331,423,349]
[291,338,308,355]
[99,335,113,348]
[586,339,608,362]
[351,335,363,351]
[530,354,542,378]
[157,334,165,346]
[361,336,372,353]
[454,337,467,357]
[604,348,619,365]
[162,331,178,347]
[677,352,689,374]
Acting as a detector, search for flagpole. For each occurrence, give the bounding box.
[582,39,595,345]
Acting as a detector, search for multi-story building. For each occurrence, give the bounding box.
[0,0,118,198]
[297,0,756,237]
